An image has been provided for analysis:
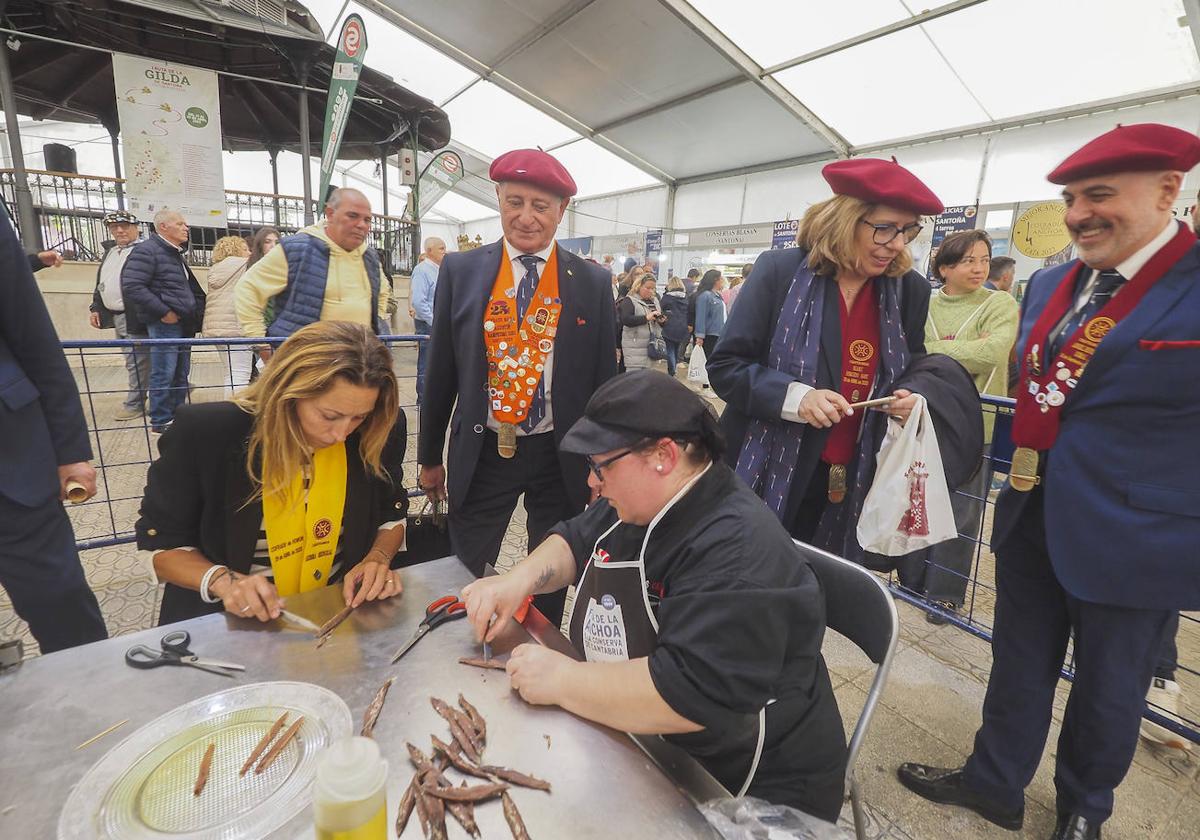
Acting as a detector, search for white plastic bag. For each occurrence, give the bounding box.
[687,342,709,384]
[856,394,956,556]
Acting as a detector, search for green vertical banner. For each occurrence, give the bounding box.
[318,13,367,203]
[404,150,465,220]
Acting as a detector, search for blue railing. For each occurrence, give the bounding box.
[887,394,1199,745]
[61,344,1198,745]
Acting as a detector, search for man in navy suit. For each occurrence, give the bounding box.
[418,149,617,624]
[0,205,107,654]
[898,124,1200,840]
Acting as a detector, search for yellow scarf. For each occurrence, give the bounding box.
[262,443,348,596]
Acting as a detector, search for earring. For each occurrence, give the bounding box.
[655,464,663,472]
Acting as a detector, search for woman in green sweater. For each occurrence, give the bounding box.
[921,229,1018,622]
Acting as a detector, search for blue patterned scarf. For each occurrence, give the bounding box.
[734,257,910,561]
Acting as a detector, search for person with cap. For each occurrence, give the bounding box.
[707,158,942,561]
[88,210,150,420]
[459,369,848,821]
[417,148,617,626]
[898,123,1200,840]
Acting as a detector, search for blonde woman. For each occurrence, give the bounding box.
[708,158,942,559]
[137,321,408,624]
[202,235,253,395]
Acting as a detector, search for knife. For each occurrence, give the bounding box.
[278,609,322,634]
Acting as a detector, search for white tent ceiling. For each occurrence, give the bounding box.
[293,0,1200,222]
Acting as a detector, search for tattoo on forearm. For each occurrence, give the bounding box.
[532,564,554,592]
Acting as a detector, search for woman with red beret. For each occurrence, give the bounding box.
[708,158,943,560]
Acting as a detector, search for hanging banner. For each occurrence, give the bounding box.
[688,225,772,248]
[644,228,663,270]
[112,54,226,227]
[557,236,593,257]
[771,219,799,249]
[925,205,978,280]
[404,150,465,220]
[318,14,368,203]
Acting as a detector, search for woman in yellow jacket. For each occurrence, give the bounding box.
[921,229,1018,623]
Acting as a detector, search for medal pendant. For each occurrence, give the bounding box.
[497,422,517,459]
[827,464,848,504]
[1009,447,1041,492]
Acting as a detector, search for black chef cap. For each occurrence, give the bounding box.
[561,369,725,461]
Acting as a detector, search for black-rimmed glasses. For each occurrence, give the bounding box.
[860,219,923,245]
[585,449,634,481]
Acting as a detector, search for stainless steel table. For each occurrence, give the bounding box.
[0,556,724,838]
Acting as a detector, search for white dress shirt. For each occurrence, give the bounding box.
[97,243,136,311]
[485,239,557,436]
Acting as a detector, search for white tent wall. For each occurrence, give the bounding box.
[418,220,460,252]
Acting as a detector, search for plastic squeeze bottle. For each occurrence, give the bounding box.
[313,736,388,840]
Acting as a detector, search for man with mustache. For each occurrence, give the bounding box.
[418,149,616,625]
[898,123,1200,840]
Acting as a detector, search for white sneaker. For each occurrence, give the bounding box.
[1140,678,1192,750]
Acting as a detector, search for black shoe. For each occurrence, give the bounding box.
[1051,813,1101,840]
[897,763,1024,831]
[925,601,958,625]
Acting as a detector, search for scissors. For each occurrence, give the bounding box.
[125,630,246,677]
[390,595,467,663]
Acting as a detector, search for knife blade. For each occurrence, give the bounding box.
[278,609,322,634]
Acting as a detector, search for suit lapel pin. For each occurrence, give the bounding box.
[577,317,586,326]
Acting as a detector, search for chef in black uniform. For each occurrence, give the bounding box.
[461,369,848,821]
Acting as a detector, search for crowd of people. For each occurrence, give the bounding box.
[2,122,1198,839]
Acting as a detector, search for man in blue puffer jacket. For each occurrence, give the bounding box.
[120,209,206,434]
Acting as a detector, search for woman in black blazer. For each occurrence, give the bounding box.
[137,321,409,625]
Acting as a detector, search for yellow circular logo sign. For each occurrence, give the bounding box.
[1083,316,1115,343]
[849,340,874,362]
[1012,202,1072,259]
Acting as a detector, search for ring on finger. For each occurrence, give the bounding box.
[240,604,251,613]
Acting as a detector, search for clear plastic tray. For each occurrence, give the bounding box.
[58,681,351,839]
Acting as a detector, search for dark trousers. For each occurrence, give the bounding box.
[0,493,107,653]
[962,487,1172,823]
[414,319,431,405]
[664,339,681,378]
[450,431,577,625]
[1155,611,1179,681]
[146,321,191,429]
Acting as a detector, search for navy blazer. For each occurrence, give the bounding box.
[0,207,93,507]
[993,233,1200,611]
[707,247,928,528]
[417,240,617,513]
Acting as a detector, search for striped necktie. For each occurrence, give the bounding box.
[516,254,546,432]
[516,254,541,321]
[1050,269,1126,357]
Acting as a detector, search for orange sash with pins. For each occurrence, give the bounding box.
[483,246,562,455]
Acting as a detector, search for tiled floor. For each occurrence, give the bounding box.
[3,350,1197,839]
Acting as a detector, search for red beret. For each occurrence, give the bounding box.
[1047,123,1200,184]
[489,148,577,198]
[822,157,944,216]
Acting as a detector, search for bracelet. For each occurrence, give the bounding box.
[199,565,228,603]
[366,548,390,565]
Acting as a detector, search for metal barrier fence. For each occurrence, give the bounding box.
[888,395,1199,746]
[0,169,419,272]
[60,345,1198,746]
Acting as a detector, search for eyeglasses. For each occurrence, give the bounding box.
[860,219,923,245]
[585,449,634,481]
